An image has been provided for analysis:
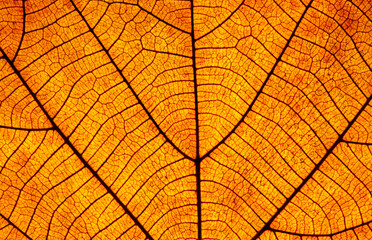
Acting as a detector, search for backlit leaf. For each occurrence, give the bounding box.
[1,0,372,239]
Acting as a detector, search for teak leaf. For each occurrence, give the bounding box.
[1,0,372,239]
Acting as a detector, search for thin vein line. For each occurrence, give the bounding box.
[0,125,54,131]
[270,219,372,237]
[12,0,26,61]
[342,140,372,146]
[123,2,190,35]
[195,0,245,41]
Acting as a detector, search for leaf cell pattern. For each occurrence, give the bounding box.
[0,0,372,239]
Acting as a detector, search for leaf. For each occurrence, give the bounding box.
[0,0,372,239]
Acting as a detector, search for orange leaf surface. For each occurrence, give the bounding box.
[1,0,372,239]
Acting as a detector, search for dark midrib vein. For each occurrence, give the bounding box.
[0,48,154,240]
[191,8,200,159]
[200,1,314,161]
[252,94,372,240]
[190,0,202,239]
[195,161,202,240]
[68,0,194,162]
[0,213,32,240]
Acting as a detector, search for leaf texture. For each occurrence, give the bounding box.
[0,0,372,239]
